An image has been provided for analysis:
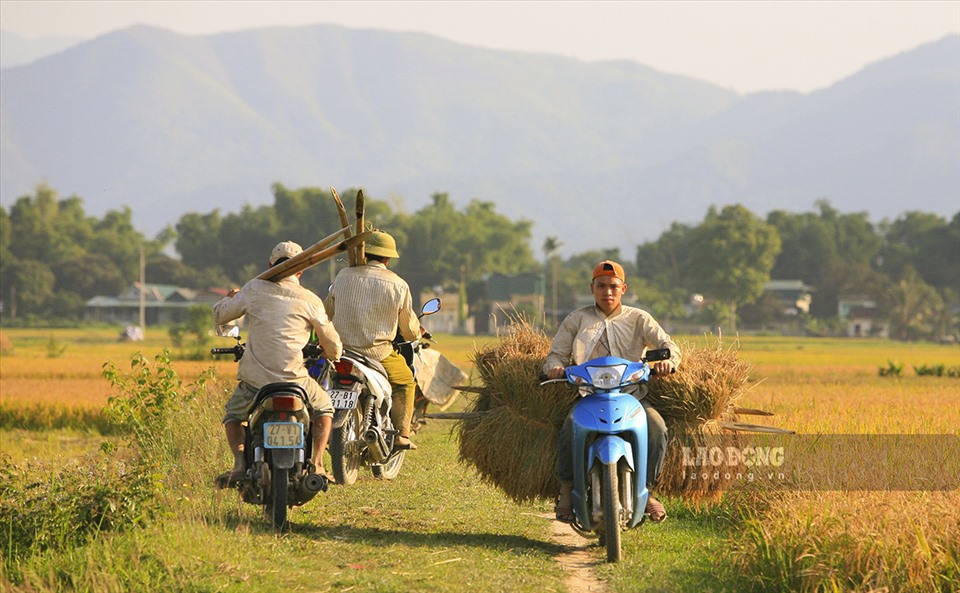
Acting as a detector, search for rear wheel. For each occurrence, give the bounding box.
[602,462,622,562]
[268,465,289,532]
[330,408,362,485]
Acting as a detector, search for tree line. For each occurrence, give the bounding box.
[1,184,957,341]
[625,202,958,340]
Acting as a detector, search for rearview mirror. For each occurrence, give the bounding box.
[644,348,671,362]
[421,298,441,316]
[420,297,440,315]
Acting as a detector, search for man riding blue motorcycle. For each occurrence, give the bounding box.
[542,260,681,526]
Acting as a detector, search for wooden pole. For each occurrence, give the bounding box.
[258,231,372,282]
[354,189,365,265]
[733,407,775,417]
[330,187,355,267]
[139,245,146,334]
[720,422,795,434]
[256,226,349,281]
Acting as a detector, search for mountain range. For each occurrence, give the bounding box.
[1,25,957,256]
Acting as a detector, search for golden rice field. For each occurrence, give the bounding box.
[0,327,492,411]
[697,334,960,592]
[0,328,234,410]
[2,327,956,443]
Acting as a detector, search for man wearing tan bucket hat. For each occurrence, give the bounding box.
[325,231,423,450]
[544,259,681,524]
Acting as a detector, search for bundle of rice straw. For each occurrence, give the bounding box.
[456,323,575,503]
[457,320,751,505]
[646,338,750,503]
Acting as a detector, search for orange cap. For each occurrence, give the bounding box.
[592,260,625,282]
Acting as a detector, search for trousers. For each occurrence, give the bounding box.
[379,349,416,437]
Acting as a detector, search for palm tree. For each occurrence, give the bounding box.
[543,237,562,329]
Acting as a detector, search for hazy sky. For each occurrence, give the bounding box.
[2,1,959,94]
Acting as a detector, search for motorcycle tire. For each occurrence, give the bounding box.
[268,465,289,532]
[601,461,622,563]
[371,449,405,480]
[371,406,404,480]
[330,408,362,485]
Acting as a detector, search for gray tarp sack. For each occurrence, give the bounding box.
[413,347,468,409]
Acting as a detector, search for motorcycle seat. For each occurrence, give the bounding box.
[342,349,388,377]
[251,382,309,408]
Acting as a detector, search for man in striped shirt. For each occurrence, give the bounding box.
[325,231,423,450]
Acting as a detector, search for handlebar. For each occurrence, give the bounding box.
[303,343,324,358]
[211,346,242,356]
[395,335,434,352]
[210,342,324,361]
[539,365,673,382]
[538,351,676,385]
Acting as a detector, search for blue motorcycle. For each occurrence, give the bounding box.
[543,348,671,562]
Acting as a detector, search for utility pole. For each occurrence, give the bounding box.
[543,237,562,330]
[139,245,146,336]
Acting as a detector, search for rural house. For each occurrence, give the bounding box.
[838,296,888,338]
[85,283,227,326]
[763,280,814,315]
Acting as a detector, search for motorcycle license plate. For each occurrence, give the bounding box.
[263,422,304,449]
[329,389,360,410]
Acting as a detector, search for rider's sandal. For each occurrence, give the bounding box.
[554,505,576,523]
[215,470,244,489]
[395,435,418,450]
[645,496,667,523]
[304,461,331,481]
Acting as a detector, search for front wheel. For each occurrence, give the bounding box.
[268,465,289,532]
[330,408,362,485]
[602,462,622,562]
[372,407,405,480]
[371,449,405,480]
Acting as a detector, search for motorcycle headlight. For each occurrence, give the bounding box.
[586,364,627,389]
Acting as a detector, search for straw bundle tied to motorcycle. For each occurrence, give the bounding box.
[456,320,789,506]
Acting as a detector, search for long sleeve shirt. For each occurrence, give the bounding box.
[325,261,420,361]
[213,275,342,388]
[543,304,681,373]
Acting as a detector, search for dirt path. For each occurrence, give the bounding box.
[539,513,609,593]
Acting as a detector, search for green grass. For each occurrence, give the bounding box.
[594,498,742,593]
[2,412,569,592]
[2,389,744,593]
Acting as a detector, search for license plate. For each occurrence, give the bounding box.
[329,388,360,410]
[263,422,304,449]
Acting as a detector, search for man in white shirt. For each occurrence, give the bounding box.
[543,260,680,523]
[213,241,343,487]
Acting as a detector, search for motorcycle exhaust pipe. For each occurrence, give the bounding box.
[303,473,328,493]
[363,426,391,463]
